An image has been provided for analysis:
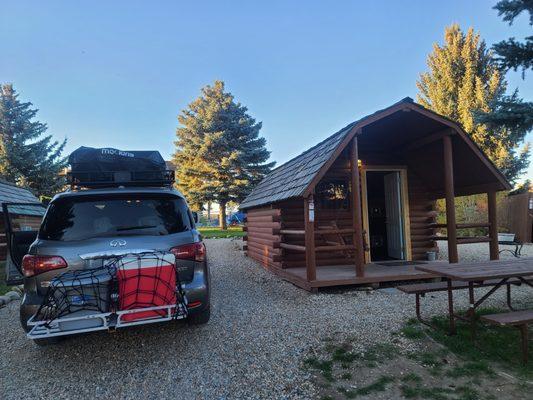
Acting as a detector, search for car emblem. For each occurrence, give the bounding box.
[110,239,127,247]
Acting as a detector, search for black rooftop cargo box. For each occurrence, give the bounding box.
[68,146,174,188]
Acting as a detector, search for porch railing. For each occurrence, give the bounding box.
[279,228,356,253]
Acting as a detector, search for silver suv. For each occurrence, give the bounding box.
[4,185,210,344]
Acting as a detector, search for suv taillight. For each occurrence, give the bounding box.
[22,255,68,277]
[170,243,206,262]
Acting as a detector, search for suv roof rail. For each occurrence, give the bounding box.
[67,170,175,190]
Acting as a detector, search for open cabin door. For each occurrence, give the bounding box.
[2,203,46,285]
[383,172,405,260]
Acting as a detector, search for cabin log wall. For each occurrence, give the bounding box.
[244,153,439,269]
[243,207,282,270]
[407,170,437,260]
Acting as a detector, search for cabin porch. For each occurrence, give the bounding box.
[272,261,440,290]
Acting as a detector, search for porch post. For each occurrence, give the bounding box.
[350,136,365,277]
[304,194,316,281]
[487,190,499,260]
[443,135,458,263]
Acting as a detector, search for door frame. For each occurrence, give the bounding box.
[2,202,46,285]
[360,165,412,263]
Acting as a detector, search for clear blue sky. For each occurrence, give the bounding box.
[1,1,532,181]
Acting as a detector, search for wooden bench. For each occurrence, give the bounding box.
[481,310,533,364]
[398,279,526,326]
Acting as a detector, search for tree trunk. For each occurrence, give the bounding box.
[219,201,227,230]
[207,201,211,225]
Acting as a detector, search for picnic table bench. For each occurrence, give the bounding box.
[481,310,533,364]
[397,278,522,326]
[398,259,533,364]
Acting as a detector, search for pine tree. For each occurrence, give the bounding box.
[493,0,533,74]
[475,1,533,180]
[174,81,275,229]
[0,84,67,197]
[417,24,529,184]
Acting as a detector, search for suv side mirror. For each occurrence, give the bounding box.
[192,211,199,224]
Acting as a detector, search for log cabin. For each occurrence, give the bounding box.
[0,179,42,260]
[239,98,512,291]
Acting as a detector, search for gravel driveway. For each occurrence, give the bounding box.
[1,239,531,399]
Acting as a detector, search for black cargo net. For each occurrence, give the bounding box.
[35,252,187,327]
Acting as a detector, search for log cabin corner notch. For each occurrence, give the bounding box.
[240,97,511,291]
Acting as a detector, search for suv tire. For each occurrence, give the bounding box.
[20,312,62,346]
[33,337,63,346]
[187,303,210,325]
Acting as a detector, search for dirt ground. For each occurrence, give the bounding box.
[305,327,531,400]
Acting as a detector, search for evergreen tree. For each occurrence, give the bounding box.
[0,84,67,196]
[475,1,533,180]
[417,24,529,184]
[492,0,533,74]
[174,81,275,229]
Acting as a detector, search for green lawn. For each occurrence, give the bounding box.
[198,226,245,239]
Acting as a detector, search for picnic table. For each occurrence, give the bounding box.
[415,259,533,335]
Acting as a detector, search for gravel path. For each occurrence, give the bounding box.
[1,239,532,399]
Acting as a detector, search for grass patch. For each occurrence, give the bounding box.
[304,356,335,382]
[323,342,398,368]
[310,315,532,400]
[401,319,426,339]
[400,379,481,400]
[0,261,10,296]
[400,372,422,384]
[340,372,352,380]
[358,343,399,364]
[330,345,358,363]
[339,375,396,398]
[425,310,533,378]
[407,348,449,377]
[445,361,494,379]
[455,386,481,400]
[197,226,245,238]
[304,342,399,385]
[400,384,455,400]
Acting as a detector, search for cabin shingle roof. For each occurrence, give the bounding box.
[0,180,42,215]
[240,124,354,209]
[240,98,417,210]
[240,97,511,211]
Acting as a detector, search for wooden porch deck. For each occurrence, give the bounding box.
[273,262,441,291]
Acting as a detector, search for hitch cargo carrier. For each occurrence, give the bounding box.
[27,304,187,339]
[26,251,187,339]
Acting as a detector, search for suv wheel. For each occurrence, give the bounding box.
[20,311,62,346]
[33,337,63,346]
[187,303,210,325]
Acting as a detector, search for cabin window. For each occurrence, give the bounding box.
[316,179,350,209]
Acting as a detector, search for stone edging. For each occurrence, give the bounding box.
[0,286,23,308]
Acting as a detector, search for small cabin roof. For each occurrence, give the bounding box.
[0,179,42,215]
[240,98,510,210]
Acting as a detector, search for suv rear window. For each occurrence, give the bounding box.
[40,194,192,241]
